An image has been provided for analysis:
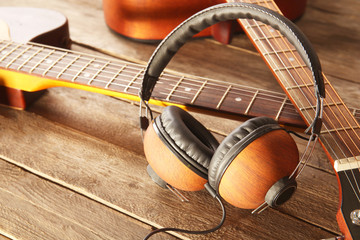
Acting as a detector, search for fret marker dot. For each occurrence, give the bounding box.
[1,50,8,55]
[45,59,53,64]
[289,57,295,62]
[84,73,91,78]
[22,55,29,59]
[270,29,275,33]
[94,64,100,68]
[185,87,192,92]
[235,97,242,102]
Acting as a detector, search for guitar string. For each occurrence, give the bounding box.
[257,0,360,170]
[1,37,358,141]
[255,0,360,199]
[0,40,306,120]
[1,40,357,126]
[253,0,360,200]
[8,42,294,105]
[0,41,358,130]
[258,29,360,202]
[1,44,299,111]
[244,0,360,200]
[0,37,358,129]
[0,41,289,98]
[230,0,317,129]
[2,40,358,121]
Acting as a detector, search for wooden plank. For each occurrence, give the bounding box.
[0,98,337,239]
[0,0,358,239]
[0,159,174,240]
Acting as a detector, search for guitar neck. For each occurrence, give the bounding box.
[230,0,360,168]
[1,39,360,131]
[0,39,307,128]
[229,0,360,238]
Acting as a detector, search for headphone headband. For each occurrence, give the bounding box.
[140,3,325,101]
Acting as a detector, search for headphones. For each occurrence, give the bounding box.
[139,2,325,238]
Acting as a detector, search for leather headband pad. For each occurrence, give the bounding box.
[141,3,325,101]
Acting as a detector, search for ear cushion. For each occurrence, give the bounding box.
[154,106,219,178]
[208,117,282,191]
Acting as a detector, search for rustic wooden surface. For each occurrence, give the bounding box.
[0,0,359,239]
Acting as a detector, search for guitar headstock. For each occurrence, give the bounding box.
[337,170,360,239]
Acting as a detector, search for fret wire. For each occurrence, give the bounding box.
[254,35,283,42]
[5,45,32,69]
[299,102,344,111]
[216,85,232,110]
[42,52,68,76]
[242,17,359,172]
[87,61,110,85]
[124,69,144,92]
[191,80,207,104]
[17,46,44,71]
[0,41,309,107]
[255,19,360,161]
[0,43,342,125]
[57,55,81,79]
[246,18,360,160]
[321,126,360,134]
[71,58,95,82]
[0,41,12,53]
[245,90,259,115]
[243,18,314,124]
[285,82,316,90]
[166,76,184,101]
[273,64,308,72]
[245,8,360,159]
[0,43,22,62]
[20,40,146,75]
[105,65,127,89]
[322,78,360,141]
[246,1,360,175]
[1,45,308,117]
[29,49,56,74]
[263,49,296,56]
[275,96,288,121]
[321,77,360,153]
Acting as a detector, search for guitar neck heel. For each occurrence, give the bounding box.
[0,86,46,110]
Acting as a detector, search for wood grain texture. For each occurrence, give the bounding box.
[0,159,173,240]
[0,0,359,239]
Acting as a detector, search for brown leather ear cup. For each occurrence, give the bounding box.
[208,117,299,209]
[143,106,219,191]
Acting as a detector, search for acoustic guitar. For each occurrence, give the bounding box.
[224,1,360,239]
[102,0,307,43]
[0,7,71,109]
[0,4,359,239]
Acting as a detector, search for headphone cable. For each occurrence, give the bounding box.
[143,194,226,240]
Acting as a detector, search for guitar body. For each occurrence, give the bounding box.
[0,7,71,109]
[102,0,307,42]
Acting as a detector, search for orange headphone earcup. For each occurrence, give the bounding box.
[208,117,299,209]
[144,106,219,191]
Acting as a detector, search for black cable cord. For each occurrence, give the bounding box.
[143,195,226,240]
[287,130,310,141]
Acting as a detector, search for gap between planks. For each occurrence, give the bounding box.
[0,155,188,240]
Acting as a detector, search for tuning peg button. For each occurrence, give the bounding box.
[350,209,360,226]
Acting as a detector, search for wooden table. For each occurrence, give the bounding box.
[0,0,359,239]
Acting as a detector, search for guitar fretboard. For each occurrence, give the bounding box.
[230,0,360,171]
[0,39,305,128]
